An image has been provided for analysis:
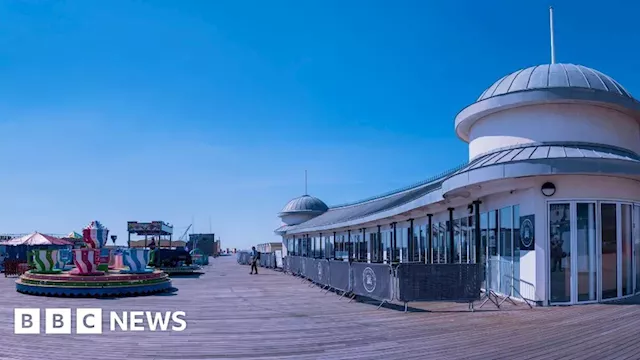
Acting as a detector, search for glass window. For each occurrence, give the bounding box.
[634,205,640,293]
[400,226,408,263]
[512,205,520,296]
[480,213,488,287]
[468,215,475,264]
[601,203,617,299]
[430,222,438,263]
[576,203,596,302]
[499,206,512,295]
[488,211,499,292]
[622,204,633,296]
[550,203,571,303]
[460,217,468,264]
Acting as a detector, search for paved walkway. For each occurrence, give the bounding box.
[1,257,640,359]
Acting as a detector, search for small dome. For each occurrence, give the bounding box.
[280,195,328,215]
[478,63,632,101]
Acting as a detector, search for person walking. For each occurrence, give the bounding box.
[250,246,260,275]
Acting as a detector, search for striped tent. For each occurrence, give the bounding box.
[0,232,73,246]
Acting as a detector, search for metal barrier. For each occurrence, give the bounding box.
[351,262,393,308]
[479,258,536,309]
[328,260,351,293]
[396,263,482,311]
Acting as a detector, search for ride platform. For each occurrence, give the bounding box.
[15,269,173,297]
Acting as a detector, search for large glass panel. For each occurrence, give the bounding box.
[419,225,426,263]
[499,206,512,295]
[622,204,633,296]
[550,203,571,303]
[431,223,439,263]
[601,203,618,300]
[460,217,468,263]
[635,205,640,293]
[480,212,488,287]
[362,231,369,262]
[512,205,520,296]
[468,215,476,264]
[382,231,391,264]
[439,222,447,263]
[576,203,597,302]
[454,218,462,263]
[412,225,420,262]
[488,211,499,292]
[402,227,409,262]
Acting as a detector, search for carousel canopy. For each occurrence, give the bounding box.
[0,232,73,246]
[67,231,83,239]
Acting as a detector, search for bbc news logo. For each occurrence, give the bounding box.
[14,308,187,334]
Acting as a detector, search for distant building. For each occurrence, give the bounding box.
[256,242,282,253]
[188,233,219,257]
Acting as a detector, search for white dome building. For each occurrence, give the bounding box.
[275,17,640,306]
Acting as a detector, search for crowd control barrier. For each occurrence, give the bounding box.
[396,263,482,311]
[328,260,351,294]
[236,251,251,265]
[283,256,291,273]
[351,262,393,307]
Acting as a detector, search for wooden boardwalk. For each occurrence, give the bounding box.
[1,257,640,359]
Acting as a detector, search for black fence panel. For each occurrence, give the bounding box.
[328,260,351,292]
[351,262,393,301]
[292,256,302,276]
[316,259,330,287]
[396,263,481,302]
[259,254,266,267]
[237,251,250,265]
[304,257,316,281]
[283,256,291,273]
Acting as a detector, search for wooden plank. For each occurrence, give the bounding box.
[1,257,640,359]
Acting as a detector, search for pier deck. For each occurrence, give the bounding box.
[1,257,640,359]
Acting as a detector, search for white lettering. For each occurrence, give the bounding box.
[110,311,127,331]
[145,311,171,331]
[171,311,187,331]
[129,311,145,331]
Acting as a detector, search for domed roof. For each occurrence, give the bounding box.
[478,63,632,101]
[455,63,640,142]
[279,195,329,215]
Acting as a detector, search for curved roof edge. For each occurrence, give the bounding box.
[279,142,640,235]
[455,87,640,142]
[328,164,465,209]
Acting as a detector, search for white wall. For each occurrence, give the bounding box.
[280,213,320,226]
[468,103,640,159]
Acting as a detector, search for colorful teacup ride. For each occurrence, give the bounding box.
[15,220,174,297]
[70,248,104,275]
[120,248,153,274]
[28,249,63,274]
[109,251,124,270]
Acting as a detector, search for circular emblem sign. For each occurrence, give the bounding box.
[362,267,377,293]
[521,218,534,248]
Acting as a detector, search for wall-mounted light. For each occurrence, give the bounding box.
[467,204,474,214]
[541,182,556,197]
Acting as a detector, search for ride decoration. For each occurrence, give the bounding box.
[15,220,174,298]
[82,220,109,249]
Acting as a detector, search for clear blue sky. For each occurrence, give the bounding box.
[0,0,637,249]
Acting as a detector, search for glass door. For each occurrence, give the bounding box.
[576,203,597,302]
[635,205,640,293]
[600,203,618,300]
[549,203,572,303]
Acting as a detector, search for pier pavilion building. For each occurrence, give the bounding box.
[275,63,640,305]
